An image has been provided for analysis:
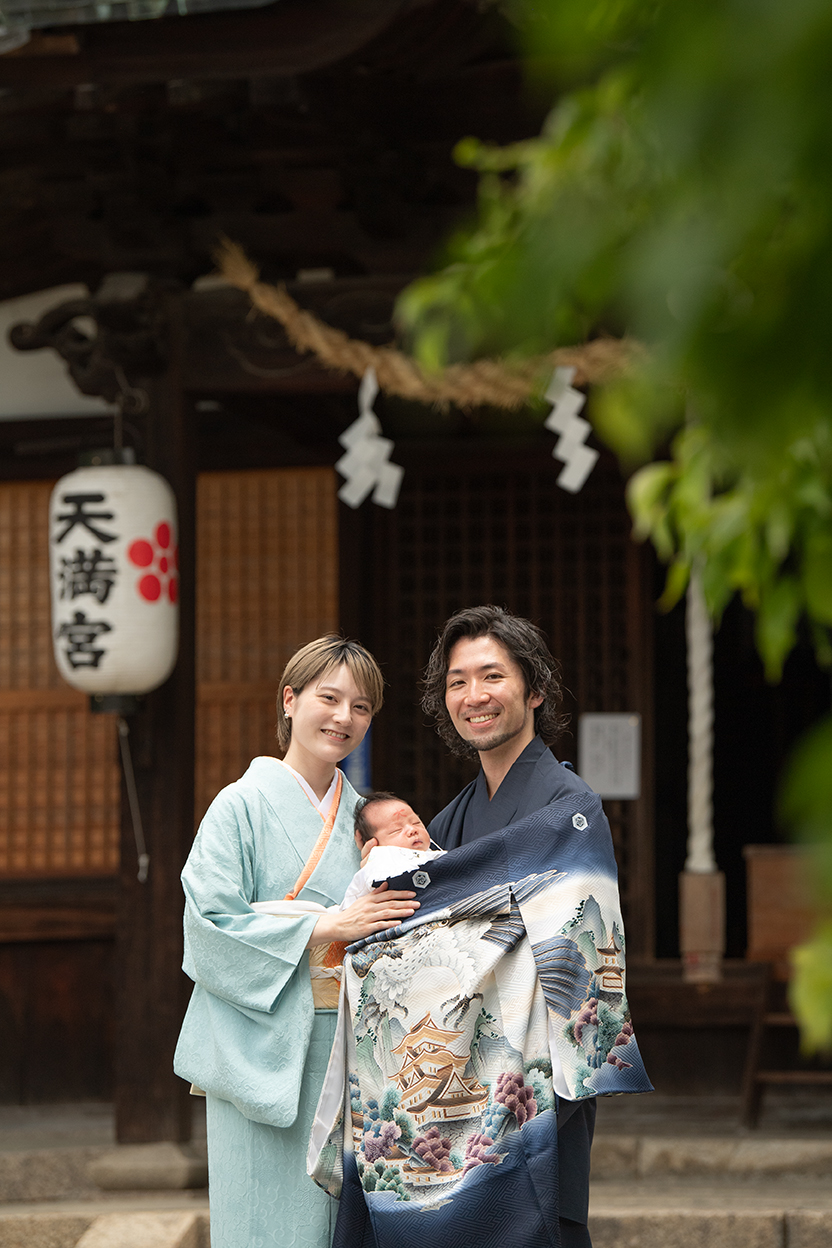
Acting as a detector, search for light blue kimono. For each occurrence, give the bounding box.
[174,756,362,1248]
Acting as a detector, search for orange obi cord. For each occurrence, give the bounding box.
[322,940,348,968]
[284,771,343,901]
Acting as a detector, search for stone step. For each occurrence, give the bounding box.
[0,1144,207,1204]
[590,1181,832,1248]
[591,1208,832,1248]
[0,1148,107,1204]
[6,1132,827,1204]
[4,1131,832,1248]
[0,1210,208,1248]
[591,1135,832,1179]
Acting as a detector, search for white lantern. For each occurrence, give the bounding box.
[49,463,179,695]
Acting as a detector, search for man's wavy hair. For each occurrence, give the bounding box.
[421,605,568,758]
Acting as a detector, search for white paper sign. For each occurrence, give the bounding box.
[578,713,641,799]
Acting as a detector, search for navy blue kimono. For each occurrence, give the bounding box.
[428,735,601,1246]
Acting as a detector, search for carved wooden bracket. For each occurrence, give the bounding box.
[9,276,176,404]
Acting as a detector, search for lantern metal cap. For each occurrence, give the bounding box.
[80,448,137,467]
[90,693,143,716]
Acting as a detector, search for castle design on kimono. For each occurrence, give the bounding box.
[391,1015,489,1127]
[388,927,625,1135]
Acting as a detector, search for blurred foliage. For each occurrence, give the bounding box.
[788,925,832,1056]
[397,0,832,1046]
[781,718,832,1053]
[781,719,832,907]
[627,421,832,680]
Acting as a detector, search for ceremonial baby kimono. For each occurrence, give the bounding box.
[308,789,652,1248]
[174,756,362,1248]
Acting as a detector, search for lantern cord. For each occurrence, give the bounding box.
[113,363,149,421]
[117,717,149,884]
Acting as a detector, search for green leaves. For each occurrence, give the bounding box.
[789,925,832,1056]
[781,716,832,1051]
[626,420,832,679]
[398,0,832,689]
[397,73,652,365]
[398,0,832,690]
[396,0,832,1047]
[781,717,832,903]
[804,531,832,625]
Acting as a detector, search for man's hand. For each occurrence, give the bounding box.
[306,882,417,948]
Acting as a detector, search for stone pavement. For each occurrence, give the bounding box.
[1,1093,832,1246]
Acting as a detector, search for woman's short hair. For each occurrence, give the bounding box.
[354,791,402,845]
[276,635,384,752]
[421,605,567,758]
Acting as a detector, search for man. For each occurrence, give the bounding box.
[422,604,604,1248]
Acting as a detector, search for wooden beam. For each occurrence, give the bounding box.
[180,280,405,394]
[113,295,196,1144]
[0,0,427,88]
[0,906,115,942]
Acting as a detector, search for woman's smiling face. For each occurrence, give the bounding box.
[282,663,373,767]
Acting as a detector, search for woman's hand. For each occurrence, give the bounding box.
[306,883,418,948]
[359,837,378,866]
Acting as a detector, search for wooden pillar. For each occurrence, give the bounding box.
[114,295,196,1143]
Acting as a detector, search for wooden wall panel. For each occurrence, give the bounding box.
[0,468,339,876]
[0,938,114,1101]
[0,701,120,876]
[0,482,120,878]
[194,467,338,822]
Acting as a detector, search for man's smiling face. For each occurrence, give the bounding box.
[444,634,543,756]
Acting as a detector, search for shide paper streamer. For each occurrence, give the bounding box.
[337,368,405,509]
[544,367,599,494]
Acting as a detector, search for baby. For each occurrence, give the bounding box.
[339,791,445,909]
[252,792,443,1006]
[253,792,443,918]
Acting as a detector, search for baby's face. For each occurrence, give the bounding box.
[366,800,430,850]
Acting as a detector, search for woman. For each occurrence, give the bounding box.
[174,636,418,1248]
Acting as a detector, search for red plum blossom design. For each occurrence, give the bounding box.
[128,521,179,604]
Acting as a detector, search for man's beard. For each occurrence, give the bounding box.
[465,718,526,753]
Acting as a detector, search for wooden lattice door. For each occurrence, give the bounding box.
[195,467,338,822]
